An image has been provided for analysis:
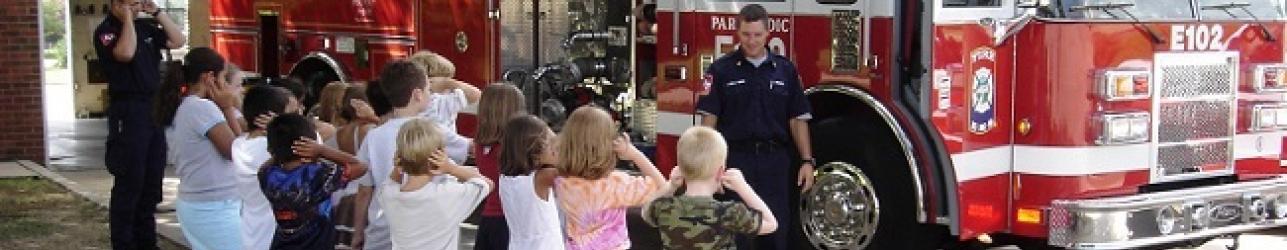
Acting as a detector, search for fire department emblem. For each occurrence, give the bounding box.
[969,48,997,134]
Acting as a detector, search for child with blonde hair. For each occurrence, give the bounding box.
[407,51,480,164]
[554,106,666,250]
[379,118,493,250]
[642,126,778,249]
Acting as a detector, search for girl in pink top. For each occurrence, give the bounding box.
[554,106,666,250]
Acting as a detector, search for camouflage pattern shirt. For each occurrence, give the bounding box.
[645,196,762,250]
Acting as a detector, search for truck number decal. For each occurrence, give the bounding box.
[1170,24,1225,51]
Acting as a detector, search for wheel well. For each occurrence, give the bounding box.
[805,84,944,227]
[288,55,346,108]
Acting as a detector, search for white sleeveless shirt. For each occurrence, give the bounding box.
[499,173,566,250]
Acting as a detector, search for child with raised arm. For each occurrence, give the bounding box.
[351,60,434,250]
[642,126,778,250]
[554,106,667,250]
[231,85,298,250]
[407,51,479,164]
[498,114,564,250]
[156,48,245,250]
[260,114,369,249]
[380,118,493,250]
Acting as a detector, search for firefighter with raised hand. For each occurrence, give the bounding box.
[94,0,187,249]
[696,4,814,250]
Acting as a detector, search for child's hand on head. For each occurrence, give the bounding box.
[390,164,404,183]
[291,137,322,159]
[350,99,378,122]
[428,149,455,170]
[211,77,242,110]
[720,169,750,192]
[613,133,642,161]
[253,111,277,130]
[666,167,684,188]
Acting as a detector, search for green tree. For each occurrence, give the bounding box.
[41,0,66,68]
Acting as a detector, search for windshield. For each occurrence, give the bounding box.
[1061,0,1196,20]
[1198,0,1287,20]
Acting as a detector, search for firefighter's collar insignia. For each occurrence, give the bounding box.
[969,47,997,135]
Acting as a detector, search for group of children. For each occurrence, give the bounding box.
[160,47,779,250]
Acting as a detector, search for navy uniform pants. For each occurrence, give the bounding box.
[105,100,167,250]
[726,148,795,250]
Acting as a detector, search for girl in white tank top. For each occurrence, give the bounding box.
[497,115,565,250]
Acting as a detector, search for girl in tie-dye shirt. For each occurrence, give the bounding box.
[554,107,667,250]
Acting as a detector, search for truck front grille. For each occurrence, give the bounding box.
[1152,52,1238,182]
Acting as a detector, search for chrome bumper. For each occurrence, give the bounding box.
[1048,175,1287,249]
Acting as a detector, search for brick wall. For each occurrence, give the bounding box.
[0,0,47,162]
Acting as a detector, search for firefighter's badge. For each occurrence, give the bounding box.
[99,33,116,46]
[968,47,996,134]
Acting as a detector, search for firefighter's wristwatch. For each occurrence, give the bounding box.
[801,158,816,166]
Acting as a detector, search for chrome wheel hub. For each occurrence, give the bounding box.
[802,162,880,249]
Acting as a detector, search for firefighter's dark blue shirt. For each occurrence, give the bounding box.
[696,48,811,143]
[94,16,168,102]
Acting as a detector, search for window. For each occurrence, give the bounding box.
[1199,0,1286,20]
[943,0,1003,8]
[1062,0,1195,20]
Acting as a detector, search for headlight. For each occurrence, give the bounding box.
[1273,194,1287,219]
[1251,104,1287,131]
[1097,69,1151,101]
[1156,206,1182,235]
[1246,194,1268,222]
[1253,64,1287,93]
[1096,112,1151,145]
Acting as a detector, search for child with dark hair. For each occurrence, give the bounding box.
[156,47,245,250]
[232,85,299,250]
[277,77,309,105]
[364,79,394,122]
[331,83,380,247]
[260,113,368,249]
[498,114,564,250]
[275,76,338,142]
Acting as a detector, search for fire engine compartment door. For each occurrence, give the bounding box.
[930,0,1018,240]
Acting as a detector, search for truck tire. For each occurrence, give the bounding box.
[804,115,937,250]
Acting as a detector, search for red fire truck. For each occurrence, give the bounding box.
[210,0,1287,248]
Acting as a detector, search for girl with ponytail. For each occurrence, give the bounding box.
[157,47,247,250]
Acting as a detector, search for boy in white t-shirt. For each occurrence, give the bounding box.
[351,60,437,250]
[408,51,480,164]
[230,86,298,250]
[382,118,491,250]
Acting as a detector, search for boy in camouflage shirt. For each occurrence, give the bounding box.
[642,127,779,249]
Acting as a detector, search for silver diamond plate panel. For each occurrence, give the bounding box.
[499,0,573,72]
[500,0,536,72]
[1157,141,1230,176]
[1157,101,1233,143]
[1151,52,1238,183]
[1158,64,1234,98]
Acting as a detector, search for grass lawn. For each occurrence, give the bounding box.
[0,178,185,250]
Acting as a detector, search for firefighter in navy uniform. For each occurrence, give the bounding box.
[696,4,815,250]
[94,0,186,249]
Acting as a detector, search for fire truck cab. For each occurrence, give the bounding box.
[210,0,1287,248]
